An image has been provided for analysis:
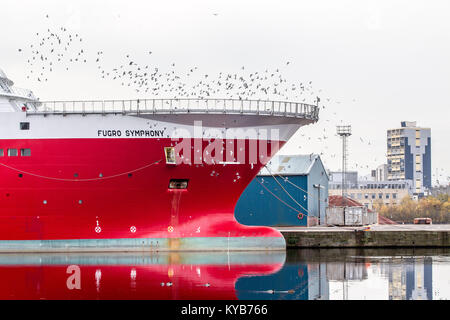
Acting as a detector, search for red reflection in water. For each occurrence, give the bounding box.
[0,252,284,300]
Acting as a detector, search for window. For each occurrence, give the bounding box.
[415,154,421,172]
[20,122,30,130]
[393,193,397,199]
[386,194,390,199]
[416,179,421,188]
[0,149,3,156]
[415,155,421,163]
[168,179,189,189]
[378,193,383,199]
[164,147,176,164]
[20,148,31,156]
[8,149,18,156]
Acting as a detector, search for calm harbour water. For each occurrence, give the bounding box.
[0,248,448,300]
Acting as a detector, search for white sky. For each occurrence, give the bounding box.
[2,0,449,185]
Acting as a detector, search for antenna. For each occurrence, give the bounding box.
[336,125,352,207]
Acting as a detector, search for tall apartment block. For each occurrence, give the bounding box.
[387,121,431,196]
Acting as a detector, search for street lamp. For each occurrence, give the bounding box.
[313,184,325,225]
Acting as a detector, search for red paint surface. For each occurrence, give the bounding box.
[0,262,282,300]
[0,138,284,240]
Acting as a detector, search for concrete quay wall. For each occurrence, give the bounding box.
[278,225,450,248]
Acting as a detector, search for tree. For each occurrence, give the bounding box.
[378,195,450,224]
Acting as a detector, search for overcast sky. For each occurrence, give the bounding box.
[2,0,449,185]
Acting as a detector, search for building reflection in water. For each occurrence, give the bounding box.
[237,248,446,300]
[386,256,433,300]
[0,248,447,300]
[236,250,330,300]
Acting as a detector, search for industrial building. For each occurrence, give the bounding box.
[372,164,388,182]
[235,154,329,227]
[328,171,358,189]
[328,171,413,210]
[387,121,431,196]
[328,183,412,210]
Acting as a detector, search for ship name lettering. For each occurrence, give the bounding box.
[97,129,165,137]
[97,130,122,137]
[125,129,165,137]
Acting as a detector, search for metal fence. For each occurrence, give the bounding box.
[27,98,319,120]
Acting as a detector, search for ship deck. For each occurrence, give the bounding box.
[26,98,320,120]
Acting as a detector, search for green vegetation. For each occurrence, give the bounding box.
[375,194,450,224]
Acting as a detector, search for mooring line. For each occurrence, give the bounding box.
[256,178,309,216]
[0,159,162,182]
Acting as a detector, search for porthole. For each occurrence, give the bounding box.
[20,122,30,130]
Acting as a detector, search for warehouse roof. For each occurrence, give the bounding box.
[259,154,328,178]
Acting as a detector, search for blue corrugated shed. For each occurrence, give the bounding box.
[235,154,329,226]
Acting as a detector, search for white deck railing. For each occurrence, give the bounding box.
[0,86,38,103]
[28,98,320,120]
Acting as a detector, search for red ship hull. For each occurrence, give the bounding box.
[0,74,319,251]
[0,137,285,251]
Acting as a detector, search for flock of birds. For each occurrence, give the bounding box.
[18,16,319,102]
[95,58,318,102]
[20,16,87,83]
[16,15,449,184]
[19,29,317,102]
